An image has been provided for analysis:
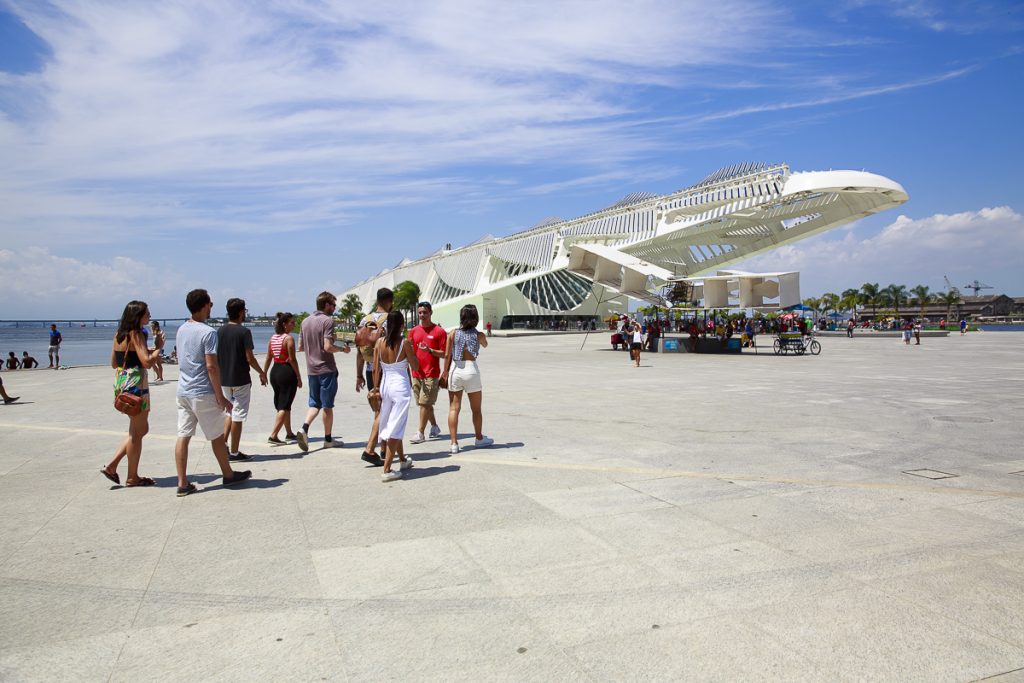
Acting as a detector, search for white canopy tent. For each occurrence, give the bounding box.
[672,270,801,309]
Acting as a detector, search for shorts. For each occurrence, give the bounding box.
[177,394,227,439]
[412,377,440,406]
[308,371,339,409]
[222,384,251,421]
[48,345,59,354]
[364,367,375,392]
[630,342,642,350]
[448,360,482,394]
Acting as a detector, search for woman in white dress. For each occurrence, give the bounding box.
[372,310,421,482]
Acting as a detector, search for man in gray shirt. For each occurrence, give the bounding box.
[174,289,252,497]
[296,290,350,452]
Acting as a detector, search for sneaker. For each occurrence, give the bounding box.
[228,452,252,462]
[223,470,252,487]
[296,431,309,453]
[450,443,460,454]
[267,436,285,445]
[410,432,425,444]
[474,436,494,448]
[381,470,402,482]
[324,439,344,448]
[284,433,298,441]
[400,457,414,470]
[429,425,442,439]
[361,451,384,466]
[176,483,197,497]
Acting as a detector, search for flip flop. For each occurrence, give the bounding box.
[126,477,156,487]
[100,467,120,485]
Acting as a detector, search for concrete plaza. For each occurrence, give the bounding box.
[0,331,1022,681]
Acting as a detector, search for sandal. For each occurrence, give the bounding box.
[100,467,120,485]
[126,476,156,487]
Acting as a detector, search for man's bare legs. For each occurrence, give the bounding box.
[223,417,243,454]
[301,406,333,442]
[418,404,438,436]
[365,411,381,455]
[175,435,237,488]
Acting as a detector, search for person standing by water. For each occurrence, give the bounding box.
[150,320,164,381]
[47,324,62,369]
[100,301,164,487]
[262,312,303,444]
[374,310,420,482]
[174,289,251,497]
[443,304,493,453]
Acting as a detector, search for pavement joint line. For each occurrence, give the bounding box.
[455,455,1024,500]
[6,421,1022,500]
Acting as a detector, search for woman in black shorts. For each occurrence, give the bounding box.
[262,312,303,444]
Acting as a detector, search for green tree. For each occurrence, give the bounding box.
[803,296,822,315]
[885,284,908,317]
[840,288,860,318]
[339,294,362,328]
[938,289,961,321]
[861,282,881,319]
[392,280,421,327]
[821,292,840,316]
[910,285,932,320]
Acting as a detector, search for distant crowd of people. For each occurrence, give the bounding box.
[100,287,494,495]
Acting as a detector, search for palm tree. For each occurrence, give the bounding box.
[841,288,860,318]
[821,292,840,317]
[861,282,881,319]
[392,280,421,327]
[339,294,362,327]
[910,285,931,320]
[938,289,961,321]
[803,296,822,315]
[885,284,908,317]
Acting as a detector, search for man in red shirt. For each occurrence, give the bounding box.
[408,301,447,443]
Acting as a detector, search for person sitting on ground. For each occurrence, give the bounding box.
[0,376,19,404]
[443,304,493,453]
[21,352,39,369]
[6,352,20,370]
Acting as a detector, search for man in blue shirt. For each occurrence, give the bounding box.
[174,289,252,497]
[47,324,62,368]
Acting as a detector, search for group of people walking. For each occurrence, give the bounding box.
[102,287,494,494]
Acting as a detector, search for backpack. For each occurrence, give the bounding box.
[355,314,386,361]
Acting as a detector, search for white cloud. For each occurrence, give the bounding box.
[733,207,1024,294]
[0,247,184,317]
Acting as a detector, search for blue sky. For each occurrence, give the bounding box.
[1,0,1022,318]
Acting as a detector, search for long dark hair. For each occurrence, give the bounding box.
[459,304,479,331]
[384,310,405,351]
[274,311,294,335]
[116,300,148,344]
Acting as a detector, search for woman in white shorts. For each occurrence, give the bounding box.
[442,304,493,454]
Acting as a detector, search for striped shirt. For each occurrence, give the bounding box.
[269,333,290,364]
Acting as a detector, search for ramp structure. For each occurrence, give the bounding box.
[342,163,907,329]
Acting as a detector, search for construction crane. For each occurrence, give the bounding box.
[943,275,960,297]
[963,280,993,296]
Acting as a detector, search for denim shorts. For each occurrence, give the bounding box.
[307,371,339,409]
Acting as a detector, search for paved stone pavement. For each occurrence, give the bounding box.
[1,331,1022,682]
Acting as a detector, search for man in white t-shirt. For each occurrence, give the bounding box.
[174,289,252,497]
